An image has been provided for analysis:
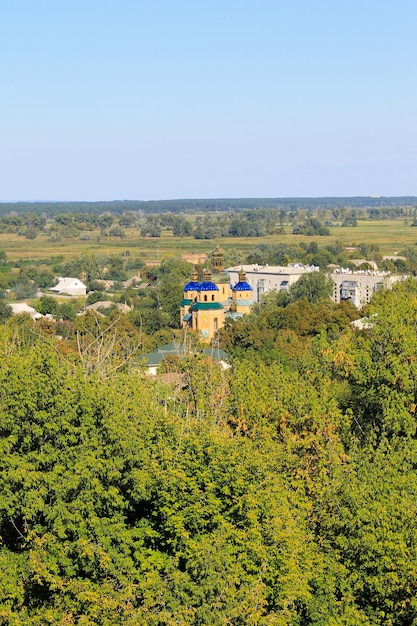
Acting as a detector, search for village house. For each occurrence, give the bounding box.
[9,303,44,320]
[50,277,87,296]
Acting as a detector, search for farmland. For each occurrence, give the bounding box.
[0,219,416,266]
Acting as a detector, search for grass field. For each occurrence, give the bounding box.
[0,219,415,265]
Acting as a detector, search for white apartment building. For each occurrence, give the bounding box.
[329,268,406,307]
[226,264,319,301]
[226,263,407,308]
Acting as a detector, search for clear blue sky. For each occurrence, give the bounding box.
[1,0,416,201]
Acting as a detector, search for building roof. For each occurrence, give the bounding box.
[85,301,132,313]
[197,281,219,291]
[226,264,318,276]
[202,347,229,360]
[139,342,229,368]
[233,281,252,291]
[184,281,201,291]
[350,259,379,270]
[50,277,87,292]
[139,342,185,367]
[9,302,43,320]
[225,311,244,320]
[191,302,224,311]
[231,298,254,306]
[139,352,164,367]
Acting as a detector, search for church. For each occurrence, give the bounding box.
[180,246,254,342]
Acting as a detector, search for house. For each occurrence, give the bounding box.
[84,301,132,313]
[50,277,87,296]
[9,303,44,320]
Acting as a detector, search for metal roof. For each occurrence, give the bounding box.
[191,302,224,311]
[197,281,219,291]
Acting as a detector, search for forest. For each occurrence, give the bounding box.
[0,196,416,218]
[2,275,417,624]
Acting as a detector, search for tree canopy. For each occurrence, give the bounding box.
[1,279,417,623]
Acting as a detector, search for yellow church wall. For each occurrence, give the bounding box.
[193,309,225,342]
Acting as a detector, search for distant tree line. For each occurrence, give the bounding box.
[0,202,417,241]
[0,197,416,218]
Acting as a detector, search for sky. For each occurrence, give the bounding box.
[1,0,416,201]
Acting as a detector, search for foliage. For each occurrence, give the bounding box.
[288,271,334,304]
[35,295,60,316]
[293,217,330,236]
[85,290,107,306]
[0,335,320,623]
[23,227,39,239]
[0,300,12,323]
[126,257,193,332]
[219,295,357,367]
[0,197,416,219]
[1,277,417,623]
[18,265,55,289]
[323,278,417,444]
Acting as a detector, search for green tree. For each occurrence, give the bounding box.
[313,440,417,625]
[85,290,107,306]
[0,335,320,623]
[58,300,79,322]
[23,227,38,239]
[289,271,333,304]
[336,279,417,443]
[0,300,12,323]
[35,295,59,316]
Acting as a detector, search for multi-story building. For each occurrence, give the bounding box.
[329,268,406,307]
[226,264,319,301]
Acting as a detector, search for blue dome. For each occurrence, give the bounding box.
[233,281,252,291]
[198,281,219,291]
[184,281,200,291]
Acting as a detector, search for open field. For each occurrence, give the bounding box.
[0,220,415,265]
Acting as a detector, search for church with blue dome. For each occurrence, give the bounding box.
[180,246,255,341]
